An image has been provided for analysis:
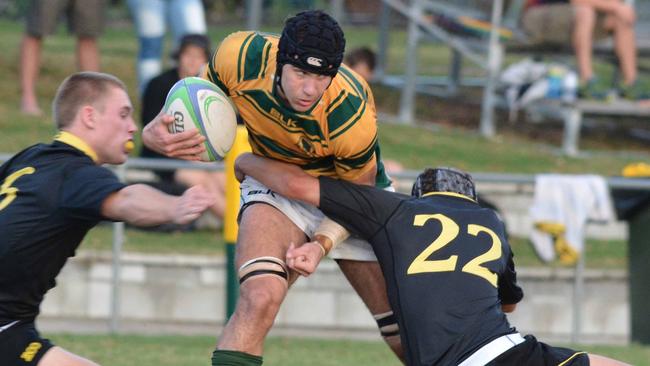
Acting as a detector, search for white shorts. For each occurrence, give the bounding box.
[239,176,378,261]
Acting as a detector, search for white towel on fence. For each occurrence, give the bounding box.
[529,174,615,263]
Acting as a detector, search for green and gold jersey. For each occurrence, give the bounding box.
[203,31,389,185]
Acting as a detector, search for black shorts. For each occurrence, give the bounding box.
[488,335,589,366]
[0,321,54,366]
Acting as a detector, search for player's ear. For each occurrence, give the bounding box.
[78,105,96,129]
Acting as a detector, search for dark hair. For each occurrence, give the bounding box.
[173,34,212,61]
[277,10,346,78]
[411,167,477,200]
[52,72,126,129]
[344,47,376,72]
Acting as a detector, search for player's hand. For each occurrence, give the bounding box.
[286,242,324,277]
[172,185,216,224]
[142,110,207,161]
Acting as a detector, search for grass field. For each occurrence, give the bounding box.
[44,333,650,366]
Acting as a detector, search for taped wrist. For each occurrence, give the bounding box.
[373,310,400,338]
[314,217,350,253]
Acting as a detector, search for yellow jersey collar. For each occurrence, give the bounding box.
[54,131,98,163]
[422,191,477,203]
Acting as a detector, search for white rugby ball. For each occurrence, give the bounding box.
[164,77,237,161]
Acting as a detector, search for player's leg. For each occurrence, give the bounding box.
[489,335,629,366]
[214,203,307,360]
[337,259,404,362]
[38,347,99,366]
[588,354,631,366]
[0,320,97,366]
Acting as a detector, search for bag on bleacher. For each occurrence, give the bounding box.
[500,58,577,121]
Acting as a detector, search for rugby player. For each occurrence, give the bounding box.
[234,152,631,366]
[0,72,215,366]
[142,10,403,365]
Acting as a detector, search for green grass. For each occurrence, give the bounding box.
[44,333,650,366]
[82,225,226,255]
[377,122,647,175]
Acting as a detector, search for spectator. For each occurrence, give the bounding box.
[127,0,207,95]
[522,0,649,100]
[140,34,226,223]
[345,47,405,175]
[20,0,107,116]
[345,46,377,82]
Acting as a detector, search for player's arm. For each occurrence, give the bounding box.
[235,152,321,206]
[311,156,377,252]
[101,184,215,227]
[498,248,524,313]
[306,160,377,264]
[235,153,334,275]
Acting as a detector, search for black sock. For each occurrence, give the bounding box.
[212,350,263,366]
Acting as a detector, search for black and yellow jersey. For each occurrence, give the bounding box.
[204,31,390,186]
[318,176,524,366]
[0,132,125,324]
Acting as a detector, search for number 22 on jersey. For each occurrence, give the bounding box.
[407,213,502,287]
[0,167,35,211]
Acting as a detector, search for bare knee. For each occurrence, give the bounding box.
[238,280,287,328]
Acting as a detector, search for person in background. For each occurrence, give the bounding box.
[344,46,377,82]
[0,72,214,366]
[127,0,207,94]
[345,46,404,175]
[522,0,649,100]
[20,0,107,116]
[140,34,227,223]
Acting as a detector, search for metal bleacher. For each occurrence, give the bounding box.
[375,0,650,155]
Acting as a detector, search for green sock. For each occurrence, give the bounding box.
[212,350,263,366]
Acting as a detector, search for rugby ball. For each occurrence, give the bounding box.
[164,77,237,161]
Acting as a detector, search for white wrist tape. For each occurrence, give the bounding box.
[314,217,350,253]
